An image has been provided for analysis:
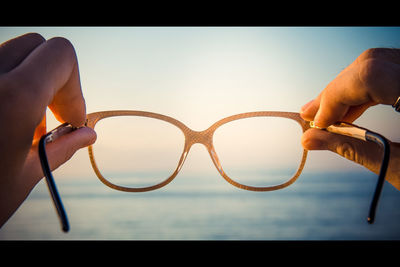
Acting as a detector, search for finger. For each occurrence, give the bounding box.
[312,58,400,127]
[301,128,383,175]
[47,57,86,127]
[312,66,371,128]
[300,94,321,121]
[0,33,45,74]
[341,101,376,123]
[7,36,86,128]
[303,97,364,127]
[45,126,97,170]
[313,92,350,128]
[20,127,97,189]
[357,48,400,66]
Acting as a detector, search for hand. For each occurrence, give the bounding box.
[0,33,97,227]
[300,48,400,190]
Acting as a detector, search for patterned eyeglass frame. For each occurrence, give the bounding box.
[85,110,309,193]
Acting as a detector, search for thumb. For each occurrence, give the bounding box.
[45,126,97,171]
[301,128,383,175]
[20,126,96,190]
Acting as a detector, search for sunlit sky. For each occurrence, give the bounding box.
[1,27,400,177]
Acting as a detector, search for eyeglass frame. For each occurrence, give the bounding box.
[38,110,391,232]
[86,110,309,193]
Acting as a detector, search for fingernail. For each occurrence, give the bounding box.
[313,117,329,129]
[313,109,325,128]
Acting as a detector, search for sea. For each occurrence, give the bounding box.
[1,170,400,240]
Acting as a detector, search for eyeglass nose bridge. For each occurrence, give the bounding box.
[177,127,225,176]
[184,128,214,148]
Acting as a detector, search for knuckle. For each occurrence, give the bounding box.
[23,32,46,44]
[358,58,382,88]
[336,142,362,164]
[358,48,400,63]
[358,48,382,61]
[47,36,77,58]
[48,36,72,47]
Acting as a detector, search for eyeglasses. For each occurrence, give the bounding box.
[39,110,391,232]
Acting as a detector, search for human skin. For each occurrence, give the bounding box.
[0,33,97,227]
[300,48,400,190]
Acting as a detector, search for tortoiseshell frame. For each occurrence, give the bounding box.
[86,111,310,193]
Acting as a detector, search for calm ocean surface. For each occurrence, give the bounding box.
[1,170,400,240]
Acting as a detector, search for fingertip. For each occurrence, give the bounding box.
[300,99,319,121]
[300,110,315,122]
[313,109,342,129]
[74,126,97,148]
[44,126,96,171]
[301,128,328,150]
[312,101,338,129]
[312,111,327,129]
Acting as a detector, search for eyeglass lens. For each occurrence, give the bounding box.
[91,115,304,190]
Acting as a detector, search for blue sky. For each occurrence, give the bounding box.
[1,27,400,176]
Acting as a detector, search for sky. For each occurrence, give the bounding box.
[1,27,400,178]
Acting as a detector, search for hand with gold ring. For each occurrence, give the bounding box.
[300,48,400,190]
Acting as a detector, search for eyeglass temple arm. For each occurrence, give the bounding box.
[38,122,77,232]
[310,121,390,224]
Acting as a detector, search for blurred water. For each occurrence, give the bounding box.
[1,170,400,240]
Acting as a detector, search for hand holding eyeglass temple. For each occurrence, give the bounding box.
[300,47,400,221]
[0,33,96,231]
